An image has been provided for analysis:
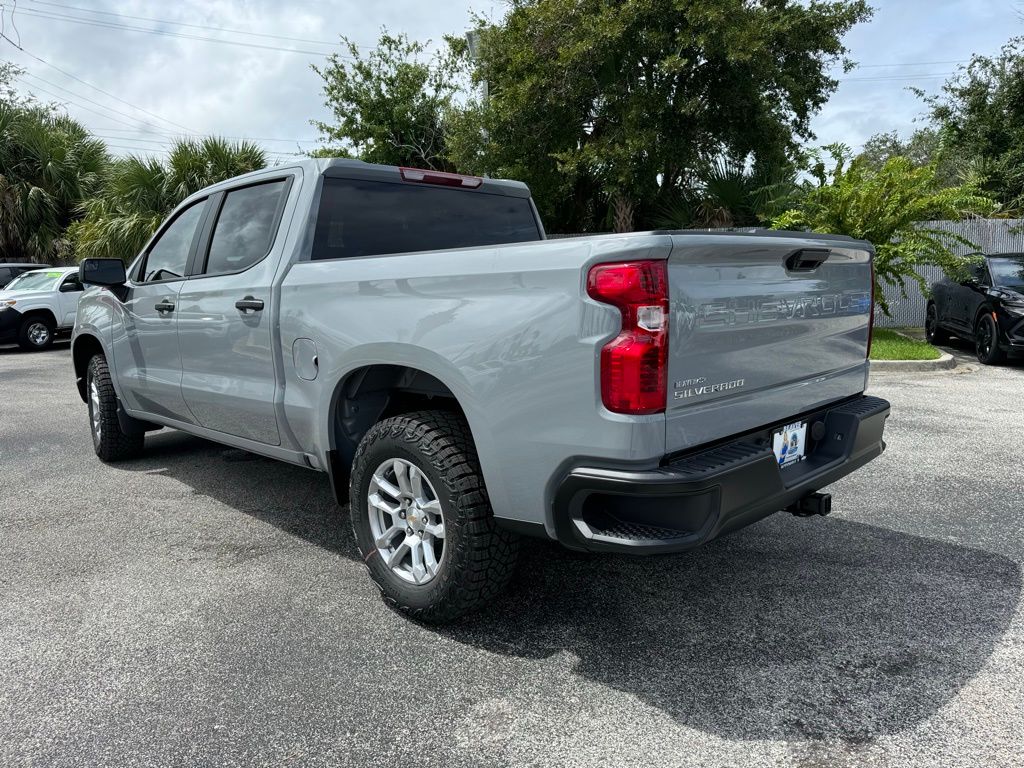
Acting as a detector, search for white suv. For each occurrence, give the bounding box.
[0,266,83,350]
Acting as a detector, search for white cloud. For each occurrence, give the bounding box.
[1,0,1019,166]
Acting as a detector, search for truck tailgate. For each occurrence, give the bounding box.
[665,232,873,453]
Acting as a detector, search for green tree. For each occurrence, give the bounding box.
[312,32,461,170]
[920,37,1024,210]
[448,0,871,233]
[0,101,107,263]
[772,145,995,314]
[70,137,266,263]
[859,128,973,191]
[0,61,29,106]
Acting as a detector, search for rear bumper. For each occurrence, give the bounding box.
[552,394,890,554]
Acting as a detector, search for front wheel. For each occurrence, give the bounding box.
[17,315,55,351]
[975,313,1006,365]
[350,410,519,623]
[924,303,949,345]
[86,354,145,461]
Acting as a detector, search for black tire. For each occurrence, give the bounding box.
[350,410,519,623]
[924,302,950,345]
[974,313,1006,365]
[86,354,145,462]
[17,314,55,351]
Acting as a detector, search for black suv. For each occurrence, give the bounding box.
[0,263,49,288]
[926,253,1024,364]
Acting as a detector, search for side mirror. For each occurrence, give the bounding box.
[79,258,127,287]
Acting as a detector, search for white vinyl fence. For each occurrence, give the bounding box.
[874,219,1024,328]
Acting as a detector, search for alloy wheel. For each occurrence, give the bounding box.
[27,322,50,347]
[89,377,102,444]
[977,317,994,358]
[367,458,446,585]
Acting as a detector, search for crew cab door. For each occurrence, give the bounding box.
[950,263,989,330]
[113,198,209,421]
[57,272,84,327]
[175,177,292,445]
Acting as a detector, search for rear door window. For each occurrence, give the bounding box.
[203,180,288,276]
[311,178,541,261]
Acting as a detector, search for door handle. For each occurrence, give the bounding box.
[235,296,264,313]
[785,248,831,272]
[154,300,175,313]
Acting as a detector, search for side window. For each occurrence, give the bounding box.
[60,274,83,292]
[139,201,206,283]
[203,180,287,276]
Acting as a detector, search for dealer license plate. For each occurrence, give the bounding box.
[772,421,807,468]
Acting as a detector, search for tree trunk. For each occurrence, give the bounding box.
[610,192,634,233]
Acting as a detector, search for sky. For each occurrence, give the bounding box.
[0,0,1021,165]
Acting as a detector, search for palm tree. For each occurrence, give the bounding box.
[655,156,799,230]
[0,103,108,263]
[71,137,267,262]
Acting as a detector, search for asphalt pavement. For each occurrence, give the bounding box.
[1,341,1022,767]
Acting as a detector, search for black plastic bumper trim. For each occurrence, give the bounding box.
[0,307,22,343]
[552,394,890,554]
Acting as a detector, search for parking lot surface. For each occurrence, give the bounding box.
[1,342,1022,768]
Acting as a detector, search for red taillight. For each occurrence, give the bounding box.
[867,257,875,358]
[586,260,669,415]
[399,167,483,188]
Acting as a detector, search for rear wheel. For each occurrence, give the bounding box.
[17,315,55,351]
[924,303,949,345]
[87,354,145,461]
[350,410,519,623]
[975,313,1005,365]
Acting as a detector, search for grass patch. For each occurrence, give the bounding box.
[870,329,942,361]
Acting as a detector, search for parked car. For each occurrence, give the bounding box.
[926,253,1024,364]
[0,266,83,350]
[0,262,51,288]
[71,159,890,622]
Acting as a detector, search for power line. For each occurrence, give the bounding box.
[11,76,154,130]
[2,39,320,146]
[91,133,179,147]
[91,127,320,144]
[17,69,188,131]
[9,2,972,73]
[10,6,353,58]
[0,35,198,133]
[23,0,367,49]
[105,144,170,154]
[836,59,968,70]
[838,72,954,82]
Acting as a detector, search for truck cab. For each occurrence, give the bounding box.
[0,266,83,350]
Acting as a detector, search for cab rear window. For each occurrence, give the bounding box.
[311,178,541,261]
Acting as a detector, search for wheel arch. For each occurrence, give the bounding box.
[974,304,998,326]
[325,363,474,504]
[18,306,58,328]
[72,333,107,402]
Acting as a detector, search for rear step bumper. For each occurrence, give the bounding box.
[552,395,890,554]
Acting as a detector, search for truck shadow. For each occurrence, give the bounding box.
[129,429,1020,744]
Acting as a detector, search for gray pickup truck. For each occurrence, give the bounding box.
[72,159,889,622]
